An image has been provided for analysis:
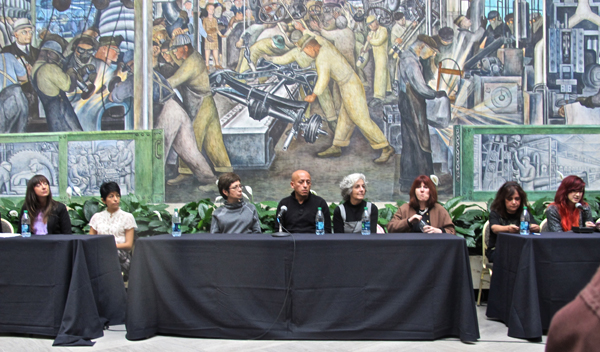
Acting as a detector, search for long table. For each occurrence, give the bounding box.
[0,234,127,346]
[126,233,479,342]
[486,232,600,339]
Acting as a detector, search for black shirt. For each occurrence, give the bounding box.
[277,191,331,234]
[489,209,538,249]
[333,200,378,233]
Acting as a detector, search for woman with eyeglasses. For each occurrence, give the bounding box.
[487,181,539,262]
[19,174,72,235]
[546,175,595,232]
[211,172,261,233]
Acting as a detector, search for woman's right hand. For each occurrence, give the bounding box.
[408,214,422,223]
[507,224,520,233]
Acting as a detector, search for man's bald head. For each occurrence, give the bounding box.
[291,170,311,201]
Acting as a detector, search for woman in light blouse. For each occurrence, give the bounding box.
[89,182,137,280]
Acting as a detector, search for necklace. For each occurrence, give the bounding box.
[418,208,428,215]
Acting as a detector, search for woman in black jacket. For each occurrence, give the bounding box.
[19,175,71,235]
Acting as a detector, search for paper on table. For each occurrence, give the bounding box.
[0,233,21,238]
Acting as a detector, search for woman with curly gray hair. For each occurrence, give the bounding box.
[333,173,378,233]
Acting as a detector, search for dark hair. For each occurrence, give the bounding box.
[408,175,438,209]
[393,12,404,21]
[100,181,121,201]
[551,175,586,231]
[24,175,55,223]
[490,181,528,218]
[218,172,241,200]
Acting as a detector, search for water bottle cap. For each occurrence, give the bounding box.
[364,207,368,209]
[318,207,322,210]
[24,210,28,213]
[174,208,178,211]
[523,206,527,210]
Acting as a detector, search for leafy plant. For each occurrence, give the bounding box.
[377,200,405,231]
[179,198,216,233]
[255,200,278,233]
[66,198,104,234]
[444,196,490,249]
[528,196,551,224]
[0,198,24,232]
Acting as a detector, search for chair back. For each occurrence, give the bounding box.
[482,220,490,264]
[540,218,548,233]
[1,218,14,233]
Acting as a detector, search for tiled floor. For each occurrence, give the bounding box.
[0,305,546,352]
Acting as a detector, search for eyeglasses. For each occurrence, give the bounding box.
[229,184,243,190]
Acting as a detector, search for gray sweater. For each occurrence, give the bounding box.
[210,200,262,234]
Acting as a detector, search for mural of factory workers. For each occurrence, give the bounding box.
[0,142,59,196]
[67,140,135,196]
[473,134,600,192]
[2,0,600,203]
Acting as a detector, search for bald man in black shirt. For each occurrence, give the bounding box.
[276,170,331,234]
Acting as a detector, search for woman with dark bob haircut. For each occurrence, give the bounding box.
[487,181,539,262]
[19,174,72,235]
[89,182,137,280]
[387,175,455,234]
[546,175,595,232]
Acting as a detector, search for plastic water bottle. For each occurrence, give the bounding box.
[21,210,31,237]
[172,208,182,237]
[361,207,370,235]
[520,206,530,235]
[315,207,325,235]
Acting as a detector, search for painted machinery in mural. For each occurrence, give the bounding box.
[476,133,600,192]
[546,0,600,124]
[209,59,328,169]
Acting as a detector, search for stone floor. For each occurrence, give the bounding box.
[0,305,546,352]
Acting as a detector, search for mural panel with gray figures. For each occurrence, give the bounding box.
[67,140,135,196]
[0,142,59,196]
[473,134,600,192]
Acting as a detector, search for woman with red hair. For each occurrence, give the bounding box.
[387,175,455,234]
[546,175,595,232]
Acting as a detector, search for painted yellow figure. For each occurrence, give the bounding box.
[367,15,391,103]
[269,47,337,130]
[236,35,289,73]
[167,35,232,186]
[301,36,394,163]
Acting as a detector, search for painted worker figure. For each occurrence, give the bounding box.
[167,34,232,186]
[109,52,216,184]
[1,18,38,66]
[267,42,338,133]
[236,35,289,73]
[2,18,39,119]
[0,52,29,133]
[32,40,83,132]
[366,15,391,107]
[301,36,394,163]
[484,10,510,50]
[397,35,445,192]
[451,15,485,68]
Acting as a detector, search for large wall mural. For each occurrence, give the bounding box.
[1,0,600,203]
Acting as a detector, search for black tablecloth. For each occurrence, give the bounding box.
[0,235,127,346]
[486,232,600,339]
[126,233,479,342]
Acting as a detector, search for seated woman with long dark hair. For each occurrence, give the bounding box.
[546,175,595,232]
[487,181,540,262]
[387,175,455,234]
[19,174,72,235]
